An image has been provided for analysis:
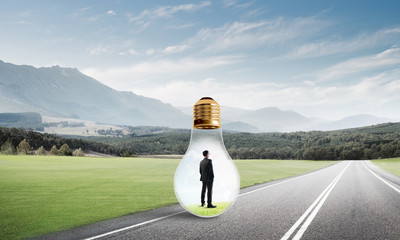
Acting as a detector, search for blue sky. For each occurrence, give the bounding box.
[1,0,400,120]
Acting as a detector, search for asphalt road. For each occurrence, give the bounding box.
[36,161,400,240]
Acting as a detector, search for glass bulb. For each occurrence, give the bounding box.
[174,97,240,217]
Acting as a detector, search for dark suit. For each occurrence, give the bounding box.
[200,158,214,205]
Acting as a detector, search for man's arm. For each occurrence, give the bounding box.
[209,160,214,179]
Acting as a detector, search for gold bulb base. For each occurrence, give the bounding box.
[193,97,221,129]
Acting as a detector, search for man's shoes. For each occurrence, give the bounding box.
[207,204,217,208]
[201,203,205,207]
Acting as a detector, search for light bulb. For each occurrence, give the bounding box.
[174,97,240,218]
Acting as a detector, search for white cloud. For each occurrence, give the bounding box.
[284,27,400,59]
[145,49,155,56]
[304,80,315,86]
[129,69,400,120]
[129,1,210,29]
[176,15,330,53]
[71,7,91,17]
[118,48,140,56]
[167,23,197,29]
[82,55,241,88]
[162,44,190,54]
[316,47,400,81]
[16,20,31,25]
[87,40,149,57]
[106,10,116,16]
[87,44,113,55]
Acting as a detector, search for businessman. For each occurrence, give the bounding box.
[200,150,216,208]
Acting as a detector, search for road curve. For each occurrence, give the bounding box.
[35,161,400,240]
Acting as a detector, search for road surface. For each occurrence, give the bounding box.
[36,161,400,240]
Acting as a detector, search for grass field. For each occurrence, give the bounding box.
[0,155,335,240]
[371,158,400,176]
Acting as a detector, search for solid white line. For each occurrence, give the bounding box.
[281,161,351,240]
[292,161,351,240]
[86,162,342,240]
[84,211,186,240]
[239,161,342,197]
[239,170,317,197]
[362,161,400,194]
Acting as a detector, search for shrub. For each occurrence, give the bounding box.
[36,146,47,155]
[73,148,84,157]
[58,143,72,156]
[1,140,16,155]
[121,150,136,157]
[50,145,58,155]
[17,139,32,155]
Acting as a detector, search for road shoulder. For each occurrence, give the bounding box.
[365,160,400,187]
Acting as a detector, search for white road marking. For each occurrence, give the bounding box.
[281,161,351,240]
[84,211,185,240]
[362,161,400,194]
[238,167,322,197]
[85,162,342,240]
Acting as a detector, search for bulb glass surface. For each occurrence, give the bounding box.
[174,128,240,217]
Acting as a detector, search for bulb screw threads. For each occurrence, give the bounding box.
[193,97,221,129]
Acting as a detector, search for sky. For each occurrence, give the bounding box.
[1,0,400,121]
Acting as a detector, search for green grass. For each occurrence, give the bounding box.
[186,202,232,217]
[0,155,335,240]
[371,158,400,176]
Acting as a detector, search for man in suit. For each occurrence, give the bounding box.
[200,150,216,208]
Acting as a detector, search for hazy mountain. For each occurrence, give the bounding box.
[178,105,314,132]
[178,105,393,132]
[0,112,44,131]
[1,60,394,133]
[311,114,393,131]
[223,121,260,133]
[233,107,313,132]
[0,60,191,128]
[177,106,259,132]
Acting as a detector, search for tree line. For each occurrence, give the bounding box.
[0,127,121,156]
[87,122,400,160]
[1,137,84,156]
[1,122,400,160]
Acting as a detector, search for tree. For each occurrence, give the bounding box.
[58,143,72,156]
[1,140,16,155]
[73,147,84,157]
[50,145,58,155]
[121,150,136,157]
[17,139,32,155]
[36,146,46,155]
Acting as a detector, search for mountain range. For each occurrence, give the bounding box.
[178,106,393,132]
[0,60,394,132]
[0,60,190,128]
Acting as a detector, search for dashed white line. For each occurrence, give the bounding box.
[281,161,351,240]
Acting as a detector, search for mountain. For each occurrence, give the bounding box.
[178,105,394,132]
[311,114,393,131]
[223,121,260,133]
[0,112,44,131]
[233,107,314,132]
[178,105,315,132]
[1,60,394,133]
[0,60,191,128]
